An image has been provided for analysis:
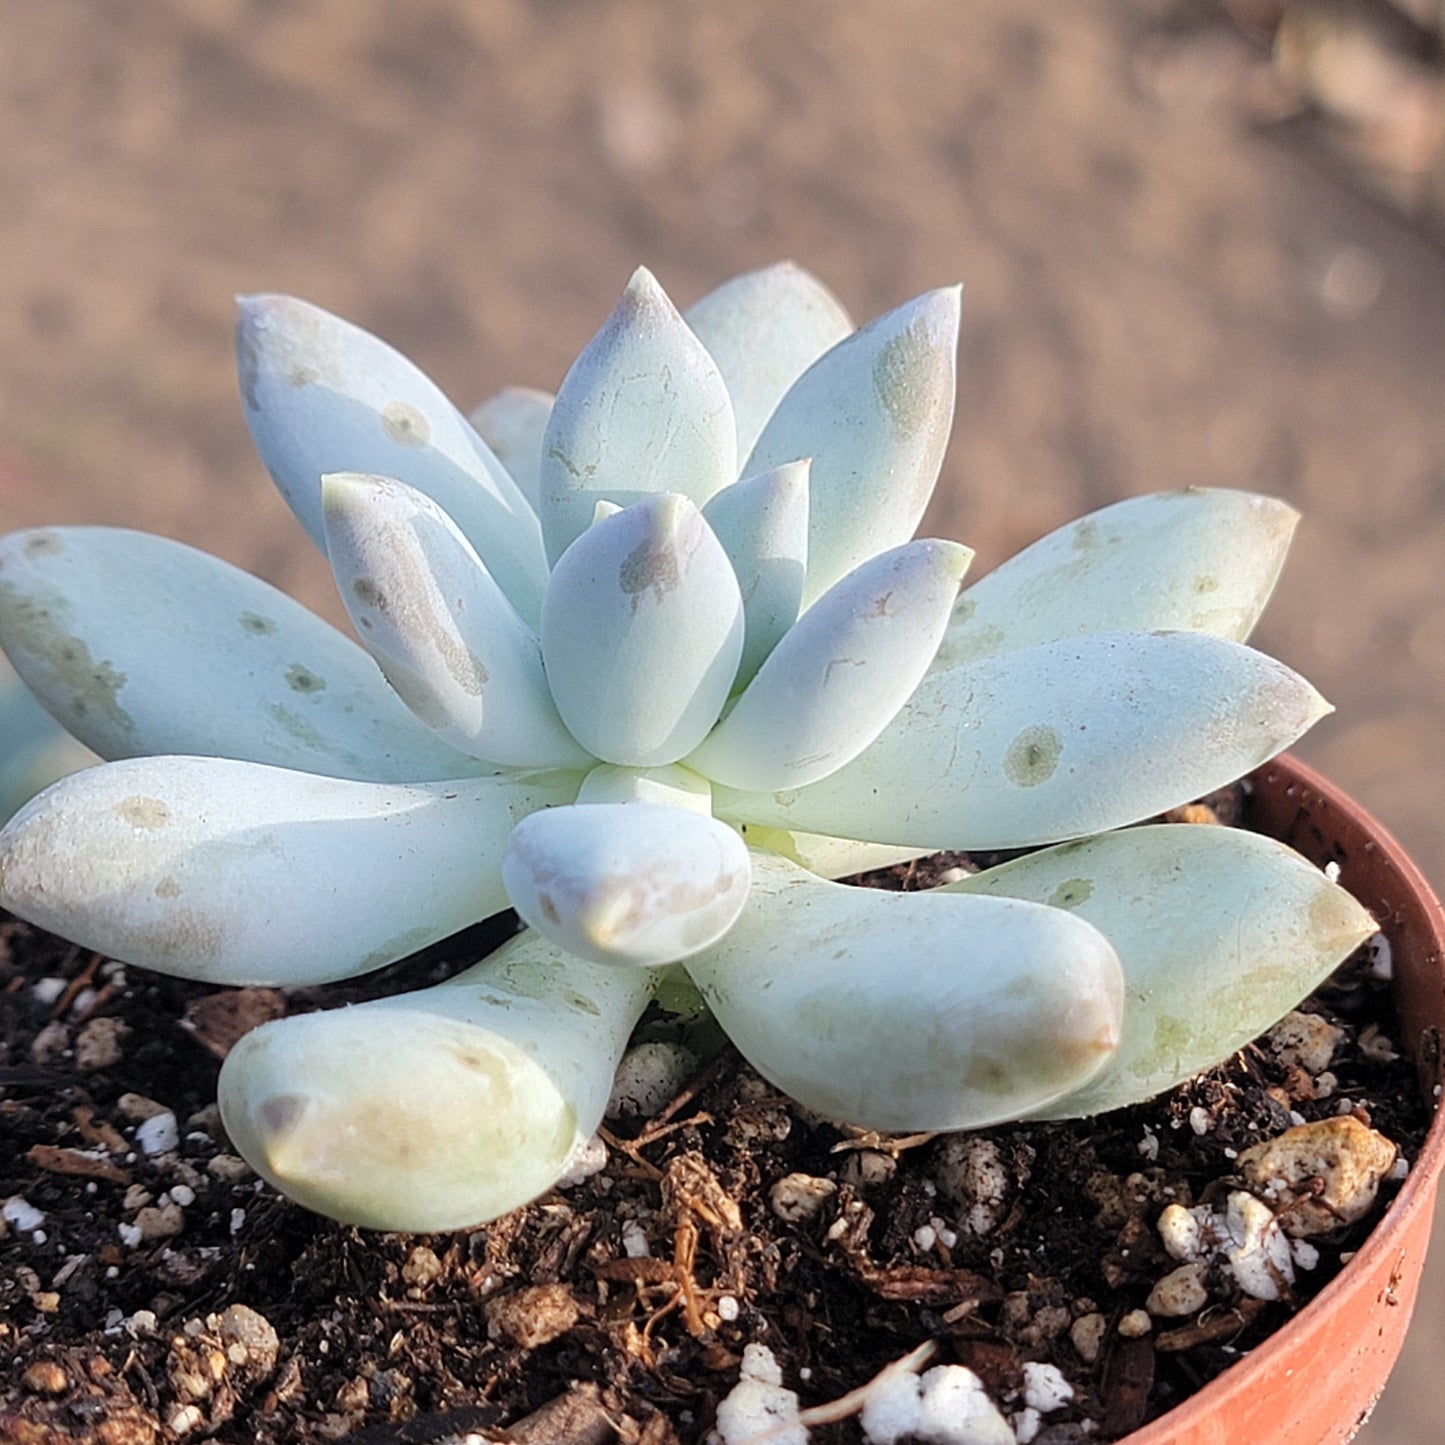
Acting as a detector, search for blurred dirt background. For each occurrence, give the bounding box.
[0,0,1442,1438]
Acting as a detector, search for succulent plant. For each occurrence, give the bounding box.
[0,264,1373,1231]
[0,648,95,823]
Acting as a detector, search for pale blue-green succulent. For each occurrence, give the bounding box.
[0,264,1373,1231]
[0,648,95,822]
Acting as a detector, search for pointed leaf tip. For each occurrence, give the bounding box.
[746,283,961,603]
[540,271,737,563]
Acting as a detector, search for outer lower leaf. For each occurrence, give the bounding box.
[701,460,810,684]
[237,295,548,626]
[503,802,751,967]
[0,756,578,985]
[734,823,928,879]
[946,825,1377,1117]
[934,489,1300,671]
[541,494,744,767]
[219,928,654,1230]
[684,262,854,461]
[688,539,971,791]
[539,268,737,564]
[681,851,1122,1130]
[0,648,97,822]
[745,286,960,605]
[714,632,1330,850]
[467,386,553,514]
[0,527,487,782]
[322,474,587,770]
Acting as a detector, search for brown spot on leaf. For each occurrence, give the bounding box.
[873,319,950,441]
[619,535,679,608]
[382,400,431,447]
[115,796,169,830]
[1003,724,1062,787]
[285,664,326,696]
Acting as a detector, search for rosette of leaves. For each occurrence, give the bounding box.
[0,265,1372,1230]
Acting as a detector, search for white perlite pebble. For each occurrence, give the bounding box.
[770,1172,838,1223]
[1266,1011,1343,1075]
[621,1219,651,1258]
[607,1041,697,1119]
[932,1137,1012,1238]
[31,976,68,1006]
[1365,932,1393,981]
[556,1134,609,1189]
[1021,1361,1074,1413]
[169,1184,197,1208]
[135,1111,179,1156]
[1157,1192,1296,1302]
[3,1197,46,1233]
[1070,1312,1107,1364]
[1224,1192,1295,1301]
[1146,1262,1211,1318]
[711,1345,807,1445]
[860,1365,1014,1445]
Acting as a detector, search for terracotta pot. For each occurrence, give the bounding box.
[1122,754,1445,1445]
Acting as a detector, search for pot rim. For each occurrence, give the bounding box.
[1123,752,1445,1442]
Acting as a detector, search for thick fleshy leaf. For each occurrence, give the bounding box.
[467,386,553,513]
[684,262,854,462]
[689,539,971,791]
[322,474,587,769]
[701,460,810,684]
[503,802,750,967]
[237,295,548,625]
[0,756,578,985]
[934,489,1300,671]
[0,527,488,782]
[0,648,97,822]
[745,286,960,605]
[541,494,744,767]
[946,825,1376,1118]
[736,825,928,879]
[539,268,737,564]
[681,851,1122,1130]
[576,762,713,813]
[715,632,1330,850]
[219,929,654,1230]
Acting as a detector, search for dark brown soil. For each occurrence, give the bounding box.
[0,791,1432,1445]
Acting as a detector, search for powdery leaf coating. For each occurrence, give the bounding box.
[502,801,751,967]
[541,494,744,767]
[322,473,586,770]
[682,851,1122,1131]
[0,527,486,783]
[684,261,854,462]
[539,267,737,564]
[0,756,577,985]
[467,386,553,513]
[714,631,1330,850]
[688,538,971,791]
[237,295,548,626]
[935,488,1300,671]
[701,459,811,685]
[0,264,1352,1239]
[746,285,960,604]
[946,825,1376,1117]
[219,929,653,1231]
